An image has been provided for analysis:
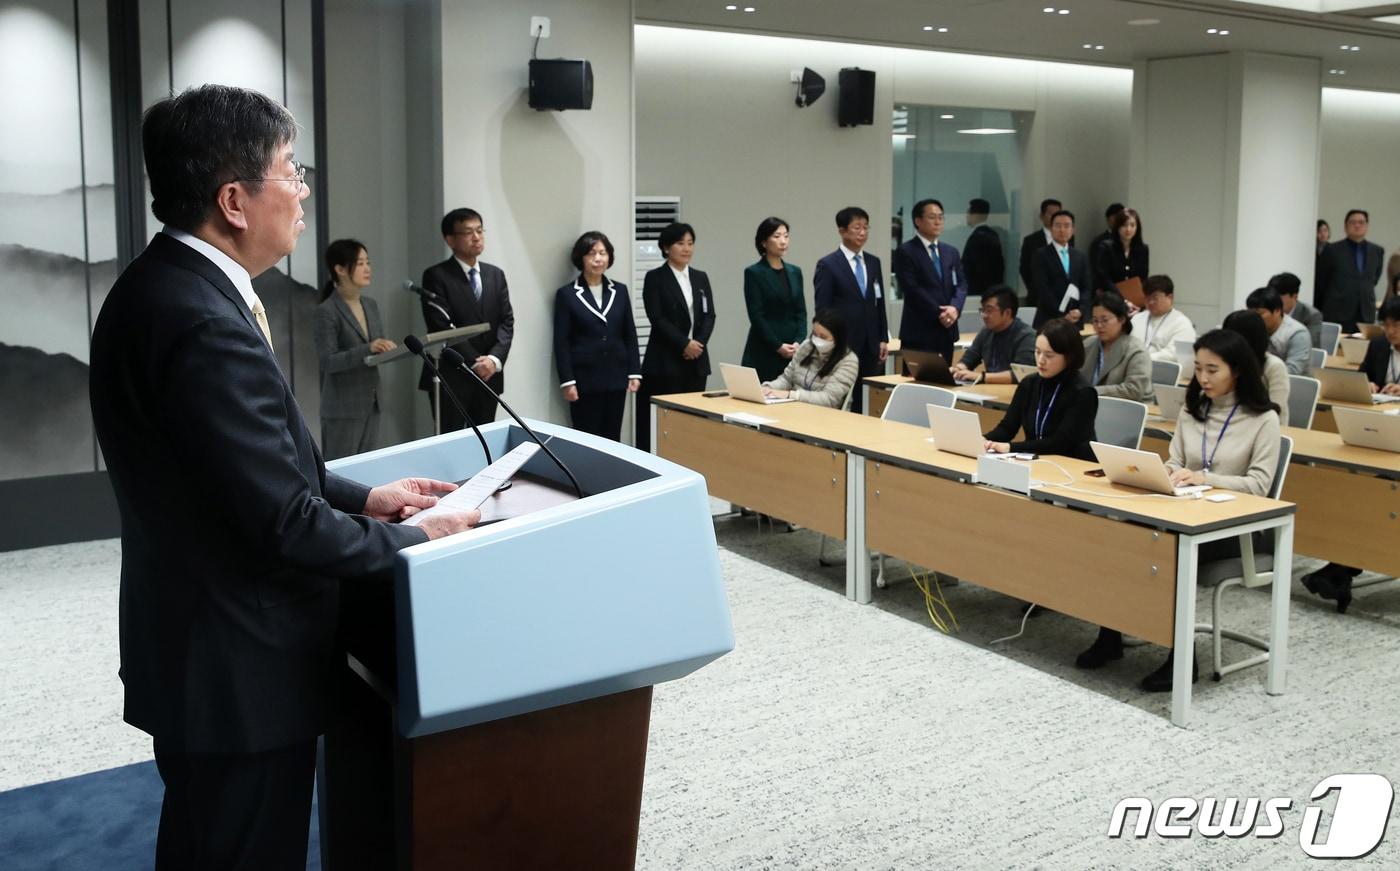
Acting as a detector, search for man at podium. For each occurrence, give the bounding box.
[88,85,480,869]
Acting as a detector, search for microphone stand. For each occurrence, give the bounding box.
[404,280,457,435]
[404,335,493,465]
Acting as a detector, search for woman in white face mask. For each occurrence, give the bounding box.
[762,309,860,408]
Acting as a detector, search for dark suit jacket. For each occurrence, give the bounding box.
[1020,227,1076,303]
[741,259,807,381]
[1316,239,1385,326]
[894,236,967,358]
[1091,239,1149,298]
[641,264,716,379]
[554,275,641,393]
[419,257,515,390]
[314,293,384,419]
[1031,244,1091,328]
[1359,336,1398,389]
[962,224,1005,297]
[812,248,888,365]
[88,232,425,754]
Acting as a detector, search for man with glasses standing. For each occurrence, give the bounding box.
[814,206,888,413]
[950,286,1035,385]
[420,208,516,429]
[894,198,967,369]
[89,85,478,868]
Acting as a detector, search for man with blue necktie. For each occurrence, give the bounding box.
[1315,208,1384,332]
[814,206,888,413]
[894,198,968,366]
[1031,209,1091,328]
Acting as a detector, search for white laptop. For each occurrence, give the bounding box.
[1010,362,1038,382]
[1333,406,1400,453]
[1357,323,1384,341]
[927,404,986,458]
[1316,367,1400,405]
[1338,336,1371,364]
[1174,339,1196,381]
[1091,440,1212,497]
[719,363,796,405]
[1153,384,1187,422]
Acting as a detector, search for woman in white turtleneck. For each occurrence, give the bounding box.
[1076,329,1281,692]
[762,309,859,409]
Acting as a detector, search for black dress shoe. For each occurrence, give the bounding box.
[1304,571,1354,614]
[1075,632,1124,669]
[1141,652,1199,692]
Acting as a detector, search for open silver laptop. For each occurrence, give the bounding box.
[1338,336,1371,364]
[1316,367,1400,405]
[719,363,796,405]
[1174,339,1196,381]
[1010,362,1038,382]
[1333,406,1400,453]
[1091,441,1211,497]
[1357,323,1384,341]
[927,404,986,458]
[1153,384,1187,422]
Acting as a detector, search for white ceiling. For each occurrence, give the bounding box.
[635,0,1400,91]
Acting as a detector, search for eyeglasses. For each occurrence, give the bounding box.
[1091,317,1118,328]
[926,213,945,221]
[978,306,1004,315]
[229,161,307,188]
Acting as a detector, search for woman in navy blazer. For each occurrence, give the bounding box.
[554,230,641,441]
[636,221,715,450]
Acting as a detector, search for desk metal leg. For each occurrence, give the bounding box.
[1268,518,1294,696]
[649,403,658,456]
[846,453,871,603]
[861,384,871,417]
[1171,534,1198,728]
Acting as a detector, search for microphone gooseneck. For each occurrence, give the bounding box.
[440,346,585,499]
[403,334,493,464]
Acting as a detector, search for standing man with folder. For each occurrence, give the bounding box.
[420,208,516,428]
[1031,209,1090,328]
[894,198,967,367]
[814,206,888,413]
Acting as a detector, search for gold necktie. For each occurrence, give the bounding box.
[251,298,274,350]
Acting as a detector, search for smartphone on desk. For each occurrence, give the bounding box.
[702,390,729,398]
[1084,468,1107,478]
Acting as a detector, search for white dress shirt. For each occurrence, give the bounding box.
[163,226,259,315]
[840,243,866,287]
[670,265,695,340]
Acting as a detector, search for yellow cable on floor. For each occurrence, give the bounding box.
[912,567,959,634]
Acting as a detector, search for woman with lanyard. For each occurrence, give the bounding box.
[1076,329,1281,691]
[983,318,1099,460]
[1081,289,1153,402]
[761,309,859,408]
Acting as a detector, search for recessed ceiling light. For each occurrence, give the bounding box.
[938,27,949,33]
[1043,6,1055,12]
[1127,18,1160,26]
[958,127,1017,135]
[1206,28,1218,34]
[923,25,933,31]
[940,114,955,119]
[1330,69,1347,75]
[725,4,736,9]
[1058,9,1070,14]
[1082,43,1092,48]
[1095,45,1104,50]
[743,5,755,11]
[1219,29,1230,35]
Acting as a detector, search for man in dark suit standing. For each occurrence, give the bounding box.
[895,198,967,365]
[961,197,1005,300]
[814,206,888,413]
[1315,208,1385,332]
[88,85,478,869]
[420,208,515,430]
[1031,210,1091,328]
[1019,198,1064,305]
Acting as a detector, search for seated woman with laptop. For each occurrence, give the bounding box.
[983,318,1099,460]
[1076,329,1281,691]
[761,309,860,408]
[1080,290,1153,402]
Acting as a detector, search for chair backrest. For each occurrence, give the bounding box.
[1319,321,1341,355]
[1151,359,1181,386]
[1094,396,1148,450]
[957,309,984,333]
[1309,347,1326,371]
[882,382,957,425]
[1016,306,1036,325]
[1286,374,1320,430]
[1270,434,1293,499]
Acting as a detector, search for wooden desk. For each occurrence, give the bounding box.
[863,375,1015,432]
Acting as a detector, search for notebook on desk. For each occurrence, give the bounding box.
[1091,441,1211,497]
[719,363,796,405]
[927,404,986,458]
[1316,367,1400,405]
[1333,406,1400,453]
[1011,363,1038,382]
[1338,336,1371,365]
[1174,339,1196,380]
[1153,385,1186,422]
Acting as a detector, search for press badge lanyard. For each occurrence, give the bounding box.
[1201,404,1240,472]
[1035,382,1062,439]
[1092,346,1105,384]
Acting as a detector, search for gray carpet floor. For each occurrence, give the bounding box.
[4,524,1400,868]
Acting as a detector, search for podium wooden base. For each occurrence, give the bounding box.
[321,663,652,871]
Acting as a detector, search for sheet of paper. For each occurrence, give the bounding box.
[402,442,541,527]
[723,412,777,427]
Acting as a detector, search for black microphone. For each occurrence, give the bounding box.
[401,280,441,302]
[403,335,493,464]
[440,346,586,499]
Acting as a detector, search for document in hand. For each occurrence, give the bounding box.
[402,442,541,527]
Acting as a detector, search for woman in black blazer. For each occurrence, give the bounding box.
[1091,207,1149,305]
[636,222,716,450]
[313,239,397,459]
[742,217,807,381]
[554,230,641,441]
[983,318,1099,461]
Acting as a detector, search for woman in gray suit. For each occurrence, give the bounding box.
[314,239,397,458]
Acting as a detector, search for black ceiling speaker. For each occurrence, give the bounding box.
[529,59,593,111]
[838,67,876,127]
[795,67,825,108]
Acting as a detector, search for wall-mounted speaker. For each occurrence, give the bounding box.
[529,59,593,111]
[837,67,875,127]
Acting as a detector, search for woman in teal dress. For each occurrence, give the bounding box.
[742,217,808,381]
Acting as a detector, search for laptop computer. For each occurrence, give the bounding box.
[1153,384,1187,422]
[719,363,796,405]
[1011,362,1039,383]
[927,404,986,458]
[1338,336,1371,364]
[1174,339,1196,382]
[1357,323,1384,341]
[1333,406,1400,453]
[901,349,958,385]
[1091,440,1212,497]
[1316,367,1400,405]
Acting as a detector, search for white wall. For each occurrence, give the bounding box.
[1320,87,1400,291]
[635,24,1132,380]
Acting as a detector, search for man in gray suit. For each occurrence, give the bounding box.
[420,208,516,429]
[1269,271,1323,348]
[1316,209,1384,332]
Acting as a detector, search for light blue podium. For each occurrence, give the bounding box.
[319,420,733,870]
